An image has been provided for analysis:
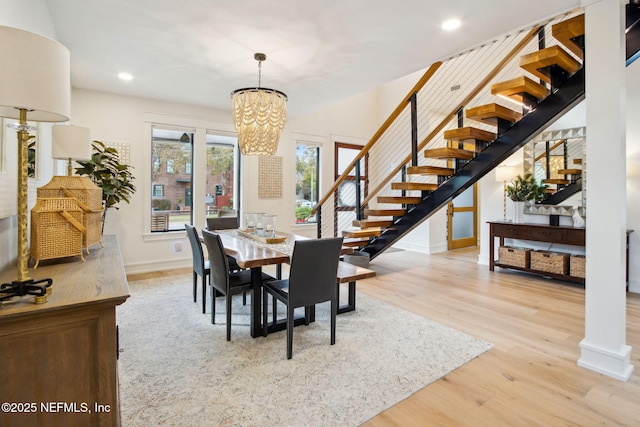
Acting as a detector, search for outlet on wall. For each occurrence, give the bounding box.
[174,241,183,253]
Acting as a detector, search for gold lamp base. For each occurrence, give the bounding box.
[0,108,54,305]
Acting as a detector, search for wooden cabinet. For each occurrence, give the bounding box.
[0,235,129,427]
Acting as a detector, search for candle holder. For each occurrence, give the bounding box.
[263,214,277,238]
[254,212,266,236]
[244,212,256,234]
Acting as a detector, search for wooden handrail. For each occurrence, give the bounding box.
[535,139,567,161]
[362,25,543,206]
[312,61,443,213]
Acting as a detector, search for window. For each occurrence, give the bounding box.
[295,143,319,223]
[151,126,194,232]
[205,133,238,218]
[152,185,164,197]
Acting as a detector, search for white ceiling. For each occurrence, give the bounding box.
[45,0,580,117]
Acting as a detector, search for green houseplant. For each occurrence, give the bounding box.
[75,141,136,231]
[505,173,547,223]
[505,173,547,202]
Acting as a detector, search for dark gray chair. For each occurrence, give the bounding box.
[262,237,344,359]
[185,224,209,313]
[201,229,275,340]
[206,216,239,231]
[206,216,241,272]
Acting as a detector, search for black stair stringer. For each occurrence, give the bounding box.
[540,177,582,205]
[362,68,585,260]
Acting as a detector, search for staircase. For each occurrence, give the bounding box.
[316,9,639,259]
[341,15,585,258]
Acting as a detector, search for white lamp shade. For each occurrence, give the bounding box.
[495,165,517,182]
[0,26,70,122]
[52,125,92,160]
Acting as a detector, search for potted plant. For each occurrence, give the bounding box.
[505,173,547,223]
[75,141,136,231]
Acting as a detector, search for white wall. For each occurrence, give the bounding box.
[626,59,640,293]
[69,87,378,274]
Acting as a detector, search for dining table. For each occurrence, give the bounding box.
[208,229,354,338]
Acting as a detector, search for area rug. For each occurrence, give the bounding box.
[117,274,492,426]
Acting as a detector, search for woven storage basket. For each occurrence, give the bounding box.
[38,176,104,252]
[30,197,85,268]
[498,246,531,268]
[570,255,586,278]
[530,250,569,275]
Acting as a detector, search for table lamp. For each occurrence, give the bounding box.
[52,125,92,176]
[495,165,517,221]
[0,26,71,305]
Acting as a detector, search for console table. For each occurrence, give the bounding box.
[488,222,631,287]
[0,235,129,427]
[489,221,585,284]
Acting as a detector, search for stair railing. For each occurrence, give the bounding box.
[313,10,582,239]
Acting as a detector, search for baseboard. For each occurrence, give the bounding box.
[628,278,640,294]
[578,339,634,381]
[125,257,191,275]
[393,241,447,254]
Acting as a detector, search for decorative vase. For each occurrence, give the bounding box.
[513,201,525,224]
[572,206,585,228]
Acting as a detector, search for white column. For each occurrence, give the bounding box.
[578,0,633,381]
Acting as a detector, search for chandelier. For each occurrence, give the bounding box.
[231,53,287,156]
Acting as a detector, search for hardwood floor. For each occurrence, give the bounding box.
[127,247,640,426]
[359,247,640,427]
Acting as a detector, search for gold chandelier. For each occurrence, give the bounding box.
[231,53,287,156]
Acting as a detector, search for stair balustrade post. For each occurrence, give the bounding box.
[355,162,362,221]
[316,205,322,238]
[410,92,418,167]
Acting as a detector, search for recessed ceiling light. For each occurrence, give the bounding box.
[118,72,133,81]
[442,19,461,31]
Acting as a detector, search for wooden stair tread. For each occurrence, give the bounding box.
[552,14,584,60]
[519,45,582,84]
[491,76,549,103]
[364,209,406,216]
[465,103,523,126]
[406,165,455,176]
[342,239,371,247]
[342,228,381,238]
[543,178,570,185]
[443,127,496,143]
[423,147,475,160]
[557,168,581,175]
[377,196,422,204]
[573,158,582,165]
[391,182,438,191]
[353,219,394,228]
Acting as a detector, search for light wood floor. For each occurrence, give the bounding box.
[359,247,639,427]
[127,247,640,426]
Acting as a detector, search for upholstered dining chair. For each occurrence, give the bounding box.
[185,224,209,314]
[201,229,276,340]
[206,216,242,272]
[262,237,344,359]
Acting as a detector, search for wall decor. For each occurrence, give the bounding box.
[258,155,283,198]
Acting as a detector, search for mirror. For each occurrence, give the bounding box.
[523,127,586,217]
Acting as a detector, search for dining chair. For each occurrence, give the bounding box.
[201,229,276,340]
[206,216,242,272]
[262,237,344,359]
[185,224,209,314]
